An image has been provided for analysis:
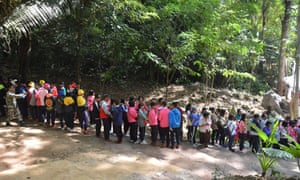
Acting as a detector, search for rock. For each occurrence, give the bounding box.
[261,90,283,114]
[244,94,251,101]
[241,105,250,111]
[280,99,290,113]
[218,89,232,97]
[233,93,240,99]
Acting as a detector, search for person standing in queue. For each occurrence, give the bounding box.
[100,94,112,141]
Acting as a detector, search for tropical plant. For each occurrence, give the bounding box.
[252,120,293,177]
[280,135,300,170]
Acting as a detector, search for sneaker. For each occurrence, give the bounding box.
[134,140,141,144]
[70,128,77,133]
[129,140,135,143]
[193,144,198,148]
[90,124,96,128]
[140,140,148,145]
[125,132,130,137]
[115,140,122,144]
[6,121,12,126]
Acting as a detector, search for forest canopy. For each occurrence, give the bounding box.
[0,0,298,94]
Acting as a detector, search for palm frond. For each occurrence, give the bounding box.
[262,147,294,160]
[0,0,71,53]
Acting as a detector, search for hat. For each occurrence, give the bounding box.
[78,89,84,96]
[44,83,50,90]
[28,81,35,87]
[40,80,45,86]
[70,82,77,89]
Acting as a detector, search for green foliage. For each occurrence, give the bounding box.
[256,154,277,177]
[221,69,256,81]
[279,135,300,170]
[251,120,295,177]
[0,0,297,93]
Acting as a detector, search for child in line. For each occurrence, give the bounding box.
[185,104,192,142]
[64,93,76,132]
[127,101,138,143]
[169,102,181,149]
[137,103,148,144]
[45,91,56,127]
[190,106,200,148]
[94,94,101,138]
[112,99,127,143]
[159,101,170,148]
[87,90,95,128]
[149,102,158,146]
[56,89,65,129]
[120,99,129,136]
[77,89,89,135]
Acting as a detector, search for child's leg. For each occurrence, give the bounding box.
[117,125,123,142]
[175,128,181,146]
[51,110,56,126]
[140,126,145,141]
[46,111,50,125]
[191,126,197,144]
[170,130,175,147]
[95,118,101,137]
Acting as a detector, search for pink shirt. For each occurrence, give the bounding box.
[238,121,247,134]
[288,126,297,140]
[51,86,58,98]
[127,107,138,123]
[158,107,169,128]
[36,88,48,106]
[148,108,158,126]
[87,95,95,111]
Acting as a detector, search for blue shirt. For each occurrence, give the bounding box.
[190,112,200,127]
[112,105,126,126]
[169,108,181,128]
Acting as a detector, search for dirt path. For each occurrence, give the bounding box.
[0,121,299,180]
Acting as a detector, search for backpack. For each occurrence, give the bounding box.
[45,96,54,111]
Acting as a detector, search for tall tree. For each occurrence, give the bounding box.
[294,1,300,119]
[277,0,292,95]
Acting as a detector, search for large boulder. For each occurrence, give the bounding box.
[261,90,283,114]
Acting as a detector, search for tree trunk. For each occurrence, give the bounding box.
[261,0,270,42]
[18,36,31,81]
[278,0,292,95]
[75,29,82,84]
[294,2,300,119]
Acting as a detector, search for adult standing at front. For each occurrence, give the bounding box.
[100,94,112,141]
[6,84,26,126]
[15,81,28,121]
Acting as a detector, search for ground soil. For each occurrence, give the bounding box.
[0,119,299,180]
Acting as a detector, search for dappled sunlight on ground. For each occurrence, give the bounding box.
[0,127,50,176]
[0,124,299,179]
